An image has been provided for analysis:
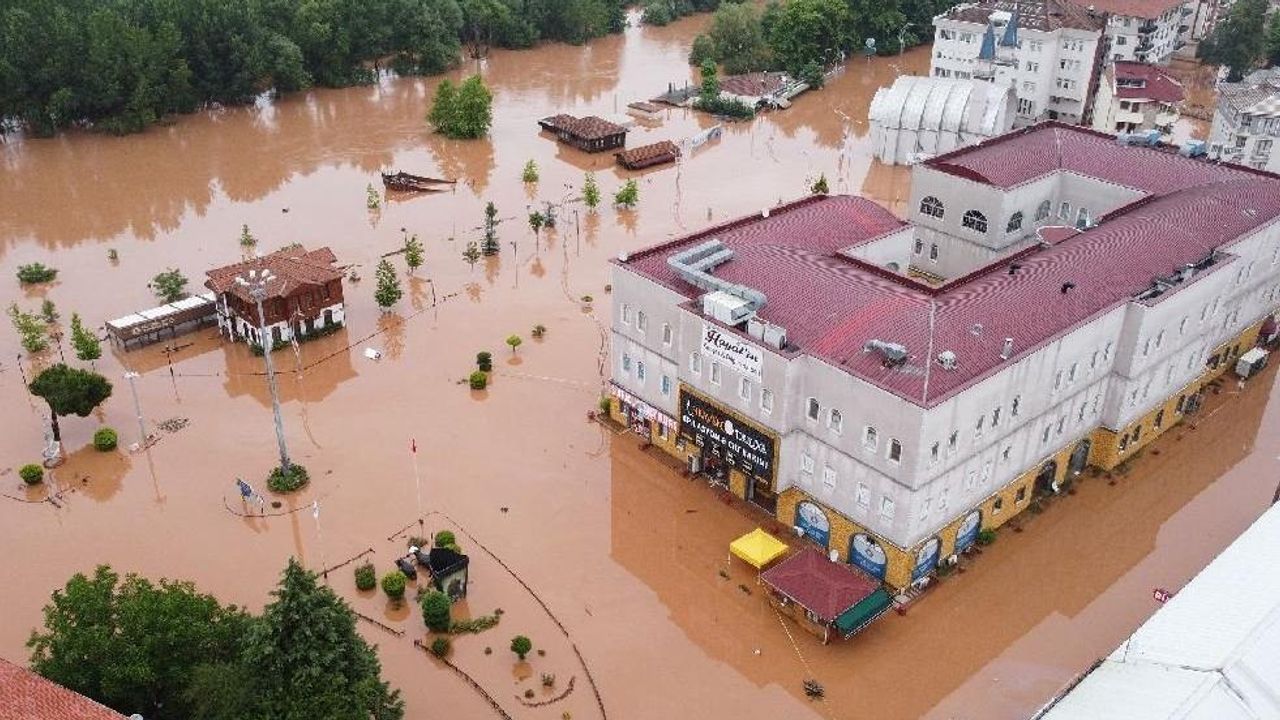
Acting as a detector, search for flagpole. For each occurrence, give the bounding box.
[312,500,328,580]
[410,438,424,530]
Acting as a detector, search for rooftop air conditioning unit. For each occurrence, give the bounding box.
[702,291,753,325]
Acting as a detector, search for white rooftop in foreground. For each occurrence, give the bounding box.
[1036,502,1280,720]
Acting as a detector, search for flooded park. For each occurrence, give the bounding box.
[2,10,1277,720]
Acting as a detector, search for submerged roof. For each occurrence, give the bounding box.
[1036,504,1280,719]
[1112,61,1185,104]
[0,659,127,719]
[539,114,627,140]
[761,548,881,622]
[205,246,342,302]
[943,0,1105,33]
[620,122,1280,406]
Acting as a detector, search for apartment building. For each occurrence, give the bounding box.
[1090,0,1187,64]
[931,0,1106,125]
[607,122,1280,591]
[1208,67,1280,173]
[1091,61,1184,137]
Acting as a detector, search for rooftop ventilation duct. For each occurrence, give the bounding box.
[668,238,768,318]
[937,350,958,370]
[863,339,908,367]
[1000,337,1013,360]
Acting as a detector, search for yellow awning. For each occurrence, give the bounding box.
[730,528,789,569]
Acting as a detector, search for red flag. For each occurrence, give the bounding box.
[410,438,417,454]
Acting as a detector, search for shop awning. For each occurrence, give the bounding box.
[730,529,789,569]
[835,587,893,637]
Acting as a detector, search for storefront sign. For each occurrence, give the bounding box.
[700,325,763,381]
[850,533,887,580]
[678,389,775,482]
[610,383,677,431]
[912,537,941,581]
[955,510,981,552]
[794,501,831,548]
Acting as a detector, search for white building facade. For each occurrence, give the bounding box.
[868,76,1016,164]
[608,122,1280,590]
[1093,0,1186,65]
[1208,67,1280,172]
[1090,61,1184,137]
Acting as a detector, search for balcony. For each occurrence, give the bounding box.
[1138,20,1158,34]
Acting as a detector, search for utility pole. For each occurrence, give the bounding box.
[235,269,291,473]
[124,371,147,449]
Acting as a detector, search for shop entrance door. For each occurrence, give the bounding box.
[748,476,777,514]
[1035,460,1059,494]
[1067,440,1090,476]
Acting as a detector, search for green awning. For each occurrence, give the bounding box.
[835,588,893,637]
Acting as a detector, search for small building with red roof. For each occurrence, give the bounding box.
[1090,61,1185,138]
[205,245,346,349]
[0,658,128,719]
[607,121,1280,591]
[760,548,893,643]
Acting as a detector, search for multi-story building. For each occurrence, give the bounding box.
[607,122,1280,591]
[1090,60,1184,137]
[931,0,1106,126]
[1208,67,1280,173]
[205,245,346,348]
[1089,0,1186,64]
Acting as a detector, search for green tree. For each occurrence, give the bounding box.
[506,334,522,353]
[239,559,404,720]
[29,363,113,442]
[428,74,493,138]
[27,565,250,720]
[510,634,532,660]
[239,224,257,248]
[800,60,824,89]
[614,179,640,208]
[521,159,539,183]
[462,241,482,268]
[70,313,102,363]
[1199,0,1267,80]
[699,58,720,102]
[381,571,407,600]
[768,0,851,73]
[366,183,381,209]
[152,269,189,303]
[690,34,716,66]
[582,172,601,210]
[421,590,452,631]
[528,210,545,237]
[403,233,425,273]
[428,78,458,133]
[40,298,59,324]
[709,2,771,74]
[8,304,48,353]
[374,259,403,310]
[482,201,500,255]
[1268,13,1280,67]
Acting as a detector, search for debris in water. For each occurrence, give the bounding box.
[157,417,189,434]
[364,348,383,361]
[500,506,509,513]
[804,679,824,699]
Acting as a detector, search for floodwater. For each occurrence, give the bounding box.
[1,11,1275,720]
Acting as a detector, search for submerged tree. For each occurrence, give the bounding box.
[151,269,189,303]
[428,75,493,139]
[374,259,403,310]
[482,201,500,255]
[29,363,113,442]
[239,224,257,248]
[521,159,539,184]
[8,303,48,354]
[614,179,640,209]
[582,172,601,210]
[70,313,102,363]
[403,233,424,273]
[462,241,482,269]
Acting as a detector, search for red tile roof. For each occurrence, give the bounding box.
[620,122,1280,406]
[1075,0,1182,19]
[205,245,343,302]
[1112,61,1185,104]
[719,72,789,99]
[538,114,626,140]
[615,140,680,170]
[760,549,881,622]
[0,658,127,719]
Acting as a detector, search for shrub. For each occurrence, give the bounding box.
[19,464,43,485]
[430,636,451,658]
[510,635,533,660]
[476,351,492,371]
[407,536,429,550]
[267,464,309,493]
[354,563,377,591]
[421,590,452,631]
[532,324,546,338]
[521,159,539,184]
[469,371,488,390]
[811,173,830,195]
[598,396,611,414]
[381,571,407,600]
[693,95,755,119]
[450,614,499,634]
[434,530,456,548]
[977,529,997,546]
[92,427,118,452]
[151,268,188,303]
[238,224,257,248]
[17,263,58,284]
[541,673,556,687]
[524,689,535,699]
[506,334,523,353]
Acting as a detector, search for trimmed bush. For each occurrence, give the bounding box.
[977,529,997,546]
[267,464,309,493]
[381,571,407,600]
[92,427,118,452]
[598,396,611,414]
[17,263,58,284]
[354,563,377,591]
[469,371,488,390]
[19,464,43,485]
[421,590,452,632]
[532,324,546,338]
[434,530,456,548]
[450,614,499,634]
[510,635,533,660]
[476,351,492,371]
[430,636,451,658]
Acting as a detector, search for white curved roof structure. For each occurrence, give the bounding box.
[869,76,1016,165]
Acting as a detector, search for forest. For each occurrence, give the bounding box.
[0,0,627,136]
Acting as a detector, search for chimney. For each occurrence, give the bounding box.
[1061,281,1076,294]
[1001,337,1014,359]
[1008,263,1023,275]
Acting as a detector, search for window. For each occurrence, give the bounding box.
[689,352,702,375]
[1154,409,1165,429]
[1011,395,1021,417]
[1176,394,1186,413]
[710,362,721,385]
[1025,61,1039,72]
[622,354,632,373]
[822,466,836,489]
[801,453,815,474]
[1119,433,1129,452]
[807,398,820,420]
[880,496,896,520]
[1006,211,1024,233]
[938,487,950,510]
[1056,417,1065,435]
[1054,370,1063,391]
[929,243,939,261]
[1058,201,1072,219]
[918,499,931,520]
[856,483,870,508]
[1155,330,1165,349]
[1002,445,1012,462]
[863,426,879,450]
[992,406,1002,427]
[662,323,672,345]
[1035,200,1052,221]
[1143,338,1151,357]
[621,304,631,324]
[829,409,843,433]
[920,196,945,218]
[975,415,985,438]
[914,238,924,255]
[981,461,993,483]
[1018,97,1035,115]
[888,439,902,463]
[948,430,959,452]
[1075,207,1090,229]
[1116,35,1127,45]
[930,442,940,463]
[1077,403,1086,424]
[636,361,646,382]
[962,209,988,233]
[993,497,1004,514]
[1104,342,1114,361]
[1042,425,1051,444]
[1090,350,1099,371]
[661,375,672,396]
[738,377,751,401]
[1016,486,1027,503]
[636,311,647,332]
[965,470,977,491]
[761,388,774,414]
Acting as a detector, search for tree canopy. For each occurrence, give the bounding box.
[29,363,113,441]
[427,74,492,138]
[1199,0,1268,80]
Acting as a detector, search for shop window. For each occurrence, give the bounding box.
[636,311,647,332]
[962,209,988,233]
[1016,486,1027,503]
[739,377,751,401]
[656,423,668,439]
[863,426,879,450]
[662,323,672,345]
[888,439,903,463]
[1035,200,1052,221]
[710,362,722,385]
[689,352,702,375]
[761,389,774,414]
[1006,211,1023,233]
[636,361,646,382]
[661,375,672,397]
[920,196,945,218]
[807,397,820,420]
[829,409,843,433]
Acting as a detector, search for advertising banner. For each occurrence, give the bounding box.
[955,510,982,552]
[912,537,941,581]
[795,501,831,548]
[850,533,887,580]
[700,324,763,381]
[678,389,776,482]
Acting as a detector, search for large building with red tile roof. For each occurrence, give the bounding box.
[1090,61,1184,138]
[0,658,128,719]
[205,245,346,348]
[607,121,1280,590]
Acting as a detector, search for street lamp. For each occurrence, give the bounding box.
[123,371,147,449]
[234,269,292,474]
[898,22,914,58]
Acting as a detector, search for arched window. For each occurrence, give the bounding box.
[1035,200,1052,221]
[962,210,988,233]
[1006,211,1023,233]
[920,196,945,218]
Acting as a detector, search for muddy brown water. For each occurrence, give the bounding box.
[0,11,1271,720]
